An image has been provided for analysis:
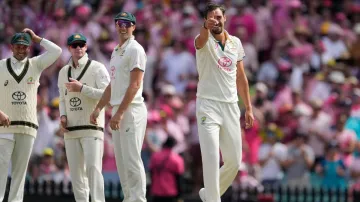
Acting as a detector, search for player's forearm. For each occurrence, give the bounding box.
[195,26,209,49]
[59,100,66,117]
[237,79,252,111]
[37,39,62,70]
[95,84,111,110]
[80,85,106,100]
[115,84,140,115]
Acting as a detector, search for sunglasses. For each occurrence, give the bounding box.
[116,20,133,28]
[70,43,86,48]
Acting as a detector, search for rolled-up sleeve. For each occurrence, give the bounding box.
[33,38,62,71]
[80,63,110,100]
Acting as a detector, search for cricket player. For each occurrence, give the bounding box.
[194,3,254,202]
[0,28,62,202]
[58,33,110,202]
[90,12,147,202]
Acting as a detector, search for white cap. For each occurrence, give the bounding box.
[354,23,360,34]
[161,84,176,95]
[255,82,268,94]
[329,71,345,84]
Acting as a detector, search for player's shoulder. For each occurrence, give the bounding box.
[58,64,70,75]
[0,58,7,66]
[130,40,146,53]
[228,34,242,45]
[90,59,105,68]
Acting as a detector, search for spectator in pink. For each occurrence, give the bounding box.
[150,136,184,202]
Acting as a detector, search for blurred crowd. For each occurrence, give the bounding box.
[3,0,360,198]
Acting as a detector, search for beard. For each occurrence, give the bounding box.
[211,24,223,35]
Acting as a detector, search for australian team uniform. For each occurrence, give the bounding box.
[195,31,246,202]
[109,35,148,202]
[58,53,110,202]
[0,38,62,202]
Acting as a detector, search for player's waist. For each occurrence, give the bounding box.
[196,93,238,104]
[66,125,104,132]
[110,96,144,106]
[0,120,38,129]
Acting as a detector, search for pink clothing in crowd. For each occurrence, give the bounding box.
[243,120,261,165]
[102,135,117,172]
[150,148,184,197]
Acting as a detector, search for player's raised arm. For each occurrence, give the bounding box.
[195,11,218,49]
[23,28,62,71]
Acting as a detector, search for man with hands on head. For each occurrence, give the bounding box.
[194,2,254,202]
[58,33,110,202]
[0,28,62,202]
[90,11,148,202]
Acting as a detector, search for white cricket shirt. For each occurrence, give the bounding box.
[58,54,110,139]
[109,36,147,106]
[0,39,62,137]
[195,31,245,103]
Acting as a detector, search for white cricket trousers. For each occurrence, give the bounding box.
[65,136,105,202]
[0,134,34,202]
[196,98,242,202]
[112,103,147,202]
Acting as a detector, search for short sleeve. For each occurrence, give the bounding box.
[129,46,146,72]
[237,38,245,61]
[194,34,209,51]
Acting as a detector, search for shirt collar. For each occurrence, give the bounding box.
[11,56,28,65]
[209,30,233,43]
[115,35,135,50]
[69,53,89,69]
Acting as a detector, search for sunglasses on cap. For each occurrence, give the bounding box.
[116,20,133,28]
[70,43,86,48]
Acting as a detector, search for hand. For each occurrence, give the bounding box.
[0,111,10,127]
[60,115,68,132]
[22,28,42,43]
[245,110,254,129]
[337,167,345,176]
[65,78,83,92]
[110,112,123,131]
[204,11,218,30]
[315,164,323,174]
[90,108,101,125]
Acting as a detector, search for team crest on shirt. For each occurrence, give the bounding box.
[27,77,34,84]
[4,80,8,86]
[201,116,206,125]
[217,57,232,72]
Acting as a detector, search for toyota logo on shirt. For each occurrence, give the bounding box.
[11,91,27,105]
[69,97,83,111]
[70,97,81,107]
[12,91,26,100]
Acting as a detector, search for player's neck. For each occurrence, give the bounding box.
[118,35,131,47]
[212,32,226,44]
[72,58,80,68]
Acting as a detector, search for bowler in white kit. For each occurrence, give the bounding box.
[90,11,148,202]
[58,33,110,202]
[0,28,62,202]
[194,3,254,202]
